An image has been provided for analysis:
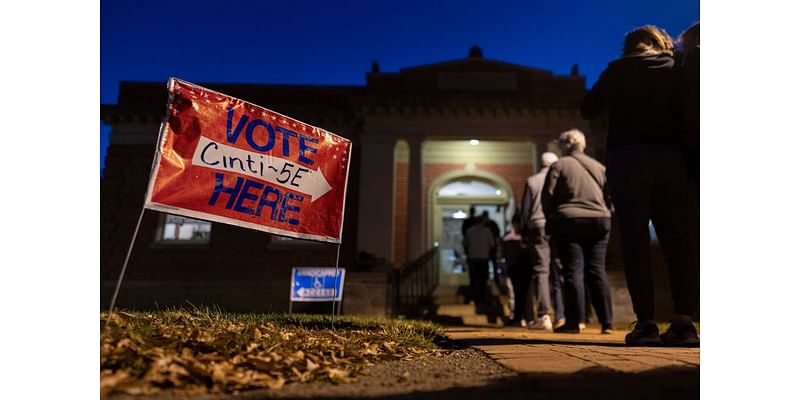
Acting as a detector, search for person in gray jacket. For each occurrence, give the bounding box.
[543,129,614,334]
[520,151,562,330]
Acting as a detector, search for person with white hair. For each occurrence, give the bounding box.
[519,151,562,330]
[542,129,614,334]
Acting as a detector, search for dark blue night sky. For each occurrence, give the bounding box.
[100,0,699,175]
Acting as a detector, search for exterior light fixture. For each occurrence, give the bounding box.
[495,190,502,196]
[469,139,480,146]
[452,210,468,219]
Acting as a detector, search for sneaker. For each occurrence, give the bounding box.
[625,321,662,346]
[660,321,700,347]
[554,322,583,333]
[601,324,614,334]
[528,315,553,330]
[553,318,566,329]
[504,318,523,327]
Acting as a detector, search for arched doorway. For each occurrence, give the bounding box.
[428,172,514,286]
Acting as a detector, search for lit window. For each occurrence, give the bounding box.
[157,214,211,244]
[437,179,500,197]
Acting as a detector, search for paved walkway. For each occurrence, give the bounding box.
[442,324,700,399]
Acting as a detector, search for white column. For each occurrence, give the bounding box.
[405,138,425,262]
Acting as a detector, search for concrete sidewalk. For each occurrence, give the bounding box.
[445,325,699,373]
[442,325,700,399]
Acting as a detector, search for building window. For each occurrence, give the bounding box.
[157,214,211,244]
[437,179,502,197]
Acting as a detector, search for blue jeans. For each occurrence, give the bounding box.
[549,218,613,326]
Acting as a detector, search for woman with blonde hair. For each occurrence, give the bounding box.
[581,25,700,346]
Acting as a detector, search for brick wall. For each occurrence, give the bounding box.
[394,162,408,265]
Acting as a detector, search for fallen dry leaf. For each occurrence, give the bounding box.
[100,310,439,396]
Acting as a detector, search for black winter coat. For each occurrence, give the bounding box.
[581,54,687,152]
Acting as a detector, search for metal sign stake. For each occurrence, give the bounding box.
[103,206,146,333]
[331,243,342,328]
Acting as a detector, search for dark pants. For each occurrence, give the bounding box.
[607,145,700,322]
[548,238,565,321]
[549,218,613,327]
[526,226,551,318]
[467,258,490,304]
[508,265,534,322]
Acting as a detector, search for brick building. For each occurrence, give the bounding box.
[101,48,661,321]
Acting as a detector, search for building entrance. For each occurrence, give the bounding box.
[430,174,513,286]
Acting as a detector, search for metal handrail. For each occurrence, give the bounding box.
[389,246,439,318]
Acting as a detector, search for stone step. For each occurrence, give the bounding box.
[427,283,513,326]
[432,294,465,305]
[435,302,510,327]
[431,284,468,305]
[436,304,478,317]
[461,314,503,326]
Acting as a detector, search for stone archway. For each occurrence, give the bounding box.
[427,171,514,286]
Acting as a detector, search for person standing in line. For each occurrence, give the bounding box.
[480,210,502,287]
[679,22,700,326]
[549,238,566,329]
[502,212,532,327]
[520,152,560,330]
[581,25,699,346]
[679,21,699,206]
[542,129,614,334]
[461,206,479,239]
[459,206,479,302]
[463,213,496,308]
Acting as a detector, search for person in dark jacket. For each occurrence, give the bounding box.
[480,210,503,288]
[679,24,700,316]
[581,25,699,346]
[542,129,614,334]
[679,22,699,204]
[463,214,496,307]
[502,212,532,327]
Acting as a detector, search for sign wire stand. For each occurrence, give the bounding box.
[331,244,342,329]
[103,206,146,333]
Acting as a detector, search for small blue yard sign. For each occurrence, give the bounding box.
[290,267,346,302]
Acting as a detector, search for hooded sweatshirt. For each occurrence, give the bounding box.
[581,54,686,152]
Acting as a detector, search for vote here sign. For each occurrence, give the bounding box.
[290,268,346,302]
[144,78,352,243]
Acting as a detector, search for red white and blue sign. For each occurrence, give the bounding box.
[144,78,352,243]
[290,267,346,302]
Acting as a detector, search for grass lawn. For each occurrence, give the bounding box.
[100,308,443,397]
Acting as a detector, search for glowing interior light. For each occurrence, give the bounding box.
[469,139,480,146]
[495,190,502,196]
[452,210,468,219]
